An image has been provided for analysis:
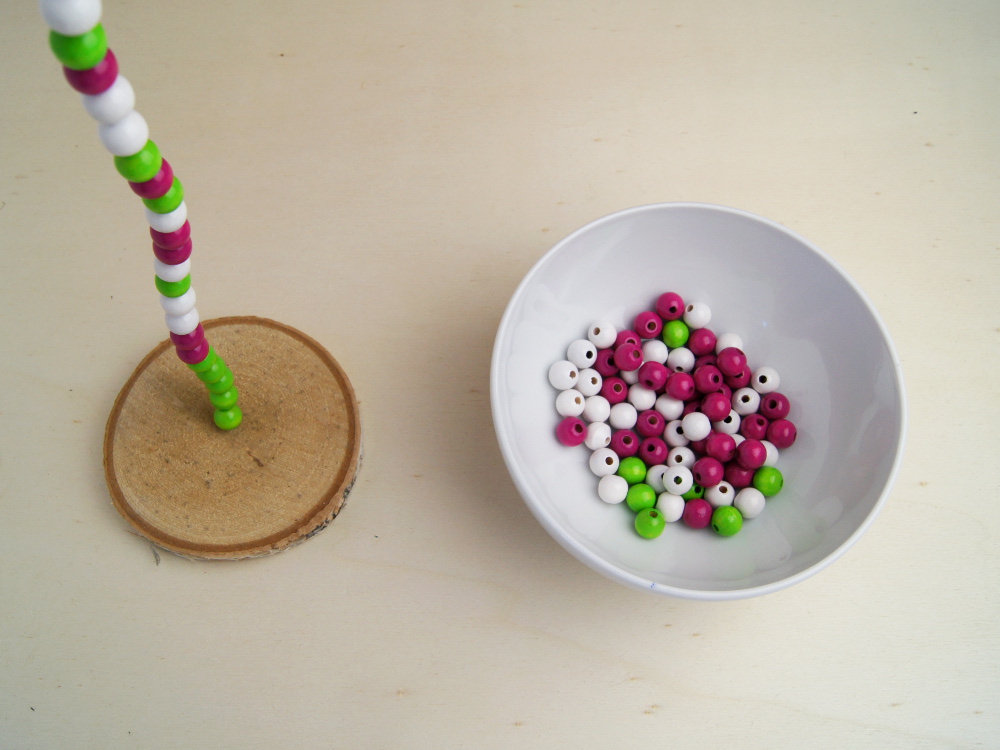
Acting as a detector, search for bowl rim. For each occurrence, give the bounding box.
[490,201,908,600]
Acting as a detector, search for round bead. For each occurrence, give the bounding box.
[682,483,706,500]
[635,409,665,438]
[114,139,161,182]
[740,413,769,441]
[152,237,192,266]
[680,411,711,442]
[610,429,640,458]
[195,362,228,385]
[555,388,585,418]
[626,483,657,513]
[713,409,741,435]
[655,291,685,321]
[667,445,695,468]
[627,384,656,412]
[634,507,667,538]
[584,421,612,450]
[682,498,713,529]
[587,320,617,349]
[666,346,694,373]
[736,438,768,470]
[213,406,243,431]
[129,159,175,199]
[655,493,685,523]
[715,332,744,354]
[40,0,103,36]
[547,360,579,390]
[638,437,668,466]
[752,366,780,394]
[170,324,205,351]
[582,395,611,423]
[664,372,695,401]
[705,481,735,508]
[753,466,784,496]
[597,474,629,504]
[734,487,766,519]
[614,330,641,348]
[724,364,752,390]
[687,327,717,356]
[609,402,638,430]
[81,73,134,123]
[98,110,149,156]
[566,338,598,369]
[593,348,618,377]
[620,368,639,385]
[142,176,184,214]
[732,387,761,416]
[637,361,668,391]
[701,392,731,422]
[654,394,684,421]
[165,307,200,335]
[150,220,192,250]
[711,505,743,536]
[617,456,647,485]
[613,342,643,372]
[661,464,693,495]
[694,353,717,370]
[661,319,689,348]
[146,201,188,234]
[187,346,217,373]
[692,364,723,394]
[63,48,117,94]
[209,386,240,411]
[683,301,711,329]
[633,310,663,339]
[767,418,798,449]
[645,464,670,493]
[175,339,209,365]
[556,416,587,446]
[49,24,107,70]
[692,456,724,487]
[761,440,779,467]
[154,273,191,298]
[641,338,668,365]
[664,420,689,447]
[704,431,737,462]
[575,368,603,397]
[760,392,791,420]
[153,256,191,283]
[159,287,197,317]
[716,347,747,377]
[599,376,628,405]
[206,366,235,393]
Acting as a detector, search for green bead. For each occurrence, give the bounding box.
[114,141,162,182]
[142,177,184,214]
[187,347,217,373]
[214,406,243,431]
[753,466,784,497]
[626,483,657,513]
[195,361,226,384]
[711,506,743,536]
[155,274,191,297]
[617,456,647,485]
[634,507,667,539]
[49,24,107,70]
[205,369,235,395]
[682,483,705,500]
[662,319,690,348]
[209,386,240,410]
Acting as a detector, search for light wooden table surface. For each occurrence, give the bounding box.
[2,2,997,748]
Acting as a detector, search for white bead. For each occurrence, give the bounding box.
[587,320,617,349]
[733,387,761,416]
[645,464,670,493]
[654,394,684,421]
[584,421,612,450]
[575,368,602,397]
[761,440,779,467]
[153,257,191,283]
[566,339,598,370]
[547,360,579,390]
[664,420,689,447]
[40,0,102,36]
[713,409,741,434]
[667,445,695,468]
[706,481,735,507]
[159,287,196,317]
[582,395,610,423]
[146,201,188,233]
[609,402,637,430]
[81,75,135,125]
[732,433,746,447]
[656,493,685,523]
[555,389,585,417]
[666,346,694,373]
[627,384,656,411]
[597,474,628,504]
[641,338,668,365]
[589,447,619,477]
[734,487,766,519]
[715,332,744,354]
[98,110,149,156]
[620,368,639,385]
[752,366,780,394]
[164,307,199,335]
[662,464,693,495]
[683,301,712,329]
[681,411,712,442]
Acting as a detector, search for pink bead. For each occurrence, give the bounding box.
[687,328,717,356]
[633,311,663,339]
[655,292,685,321]
[682,498,712,529]
[705,431,737,462]
[760,392,791,420]
[687,437,707,455]
[694,354,717,370]
[600,376,628,405]
[129,159,174,199]
[556,416,588,446]
[594,348,618,377]
[767,418,798,449]
[717,383,733,402]
[638,437,669,465]
[175,340,210,364]
[736,439,768,470]
[613,343,643,372]
[63,49,118,95]
[682,401,701,417]
[170,324,206,350]
[610,429,640,458]
[152,237,192,265]
[725,462,755,489]
[692,364,723,394]
[701,392,731,421]
[635,410,665,438]
[716,347,748,377]
[664,372,695,401]
[692,456,724,487]
[740,413,770,441]
[637,361,668,391]
[614,330,642,348]
[150,220,192,250]
[724,365,752,390]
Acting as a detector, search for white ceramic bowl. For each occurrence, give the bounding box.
[491,203,906,600]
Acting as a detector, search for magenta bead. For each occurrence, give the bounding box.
[717,383,733,401]
[724,365,752,389]
[688,437,707,455]
[633,311,663,339]
[655,292,685,321]
[692,456,724,487]
[682,401,701,417]
[170,324,206,351]
[688,328,717,356]
[63,49,118,94]
[594,348,618,377]
[150,220,192,250]
[701,392,731,421]
[705,431,737,462]
[610,429,640,458]
[736,439,767,470]
[175,340,210,364]
[694,353,717,369]
[664,371,695,401]
[767,418,797,449]
[152,237,192,265]
[740,413,770,441]
[692,364,723,394]
[637,361,668,391]
[556,416,588,446]
[682,498,713,529]
[760,392,791,420]
[636,410,665,438]
[129,159,174,199]
[639,437,669,465]
[725,462,755,489]
[613,343,644,372]
[600,376,628,405]
[614,330,642,348]
[716,347,748,377]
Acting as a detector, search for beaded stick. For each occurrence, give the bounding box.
[40,0,242,430]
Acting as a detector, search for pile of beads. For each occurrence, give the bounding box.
[40,0,242,430]
[548,291,797,539]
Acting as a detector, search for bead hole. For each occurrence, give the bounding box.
[574,424,583,433]
[605,457,614,465]
[759,375,768,383]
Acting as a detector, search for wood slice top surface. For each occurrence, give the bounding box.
[104,317,362,559]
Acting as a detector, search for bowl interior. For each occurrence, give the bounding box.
[491,203,905,599]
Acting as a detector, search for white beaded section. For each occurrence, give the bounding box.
[97,110,149,156]
[734,487,766,519]
[667,446,696,468]
[655,493,685,523]
[548,360,578,390]
[582,395,610,424]
[584,422,611,451]
[81,75,135,124]
[40,0,102,36]
[661,465,693,495]
[645,464,669,494]
[641,338,668,365]
[715,332,744,354]
[566,339,598,370]
[159,287,197,317]
[654,394,684,421]
[589,448,619,477]
[587,320,616,349]
[597,474,628,504]
[627,384,656,411]
[555,389,585,418]
[575,368,602,397]
[732,387,761,416]
[164,307,200,335]
[608,402,637,430]
[153,257,191,282]
[680,411,712,442]
[146,202,187,233]
[683,301,711,329]
[666,346,694,373]
[706,481,735,508]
